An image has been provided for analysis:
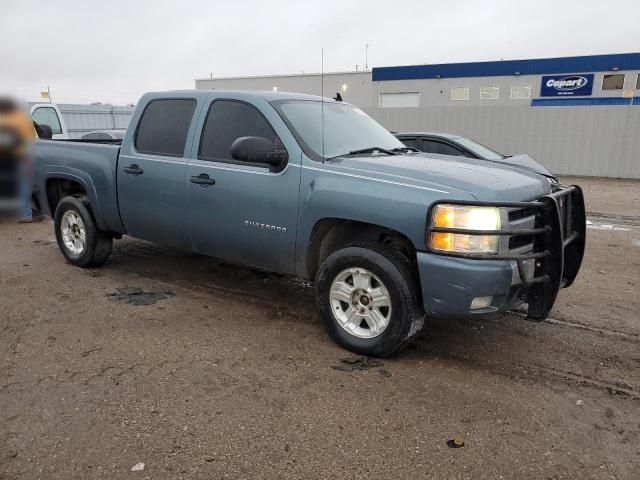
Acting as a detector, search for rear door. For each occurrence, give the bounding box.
[117,97,199,248]
[184,96,301,274]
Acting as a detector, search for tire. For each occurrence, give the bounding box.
[54,196,112,268]
[315,244,424,357]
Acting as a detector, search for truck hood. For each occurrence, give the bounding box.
[327,153,553,201]
[493,154,555,179]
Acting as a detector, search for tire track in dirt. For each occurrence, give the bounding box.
[587,211,640,227]
[106,263,640,401]
[409,338,639,400]
[82,237,640,402]
[411,312,640,400]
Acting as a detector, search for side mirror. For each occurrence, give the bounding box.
[230,136,286,167]
[35,122,53,139]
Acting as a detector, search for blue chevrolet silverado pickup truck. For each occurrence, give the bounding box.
[32,90,586,356]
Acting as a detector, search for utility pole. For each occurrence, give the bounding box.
[47,86,52,103]
[365,43,369,71]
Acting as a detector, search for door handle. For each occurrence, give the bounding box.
[124,164,144,175]
[190,174,216,186]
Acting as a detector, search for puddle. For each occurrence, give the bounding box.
[331,356,386,372]
[107,287,175,306]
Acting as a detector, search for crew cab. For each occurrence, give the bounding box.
[32,90,586,356]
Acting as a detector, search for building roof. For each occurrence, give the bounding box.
[372,53,640,81]
[195,71,368,81]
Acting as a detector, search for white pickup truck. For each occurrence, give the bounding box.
[30,103,69,139]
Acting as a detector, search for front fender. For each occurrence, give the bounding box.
[295,164,474,277]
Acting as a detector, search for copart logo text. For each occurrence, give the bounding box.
[545,76,589,91]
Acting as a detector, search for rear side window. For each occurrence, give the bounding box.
[199,100,280,162]
[32,107,62,134]
[421,139,465,157]
[135,99,196,157]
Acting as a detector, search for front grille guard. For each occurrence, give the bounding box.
[425,185,586,320]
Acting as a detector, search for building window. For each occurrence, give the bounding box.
[451,87,470,101]
[602,74,625,90]
[480,86,499,100]
[636,74,640,90]
[510,85,531,100]
[379,92,419,108]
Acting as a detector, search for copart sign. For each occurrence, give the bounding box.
[540,73,594,96]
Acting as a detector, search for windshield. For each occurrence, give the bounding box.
[455,137,505,161]
[275,100,405,159]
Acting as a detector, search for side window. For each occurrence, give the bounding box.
[399,137,416,148]
[135,99,196,157]
[32,107,62,134]
[422,139,465,156]
[199,100,281,162]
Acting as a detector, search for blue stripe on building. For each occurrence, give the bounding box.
[531,97,640,107]
[372,53,640,81]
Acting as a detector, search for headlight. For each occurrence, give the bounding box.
[429,204,501,254]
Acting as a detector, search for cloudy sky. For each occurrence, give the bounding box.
[1,0,638,104]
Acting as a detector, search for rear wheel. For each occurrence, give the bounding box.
[54,196,112,267]
[315,244,424,357]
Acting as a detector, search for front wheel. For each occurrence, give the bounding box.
[54,196,113,268]
[315,244,424,357]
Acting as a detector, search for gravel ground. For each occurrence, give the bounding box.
[1,176,639,479]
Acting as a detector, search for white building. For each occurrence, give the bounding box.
[196,53,640,179]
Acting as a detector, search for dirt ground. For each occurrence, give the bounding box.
[1,176,639,479]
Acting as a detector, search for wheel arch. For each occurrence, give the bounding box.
[303,217,417,280]
[44,174,107,230]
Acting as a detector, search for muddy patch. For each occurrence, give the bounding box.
[107,287,175,306]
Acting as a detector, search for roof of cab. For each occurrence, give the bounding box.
[145,89,337,103]
[394,132,463,140]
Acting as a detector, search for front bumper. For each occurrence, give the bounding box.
[417,185,586,319]
[417,253,522,316]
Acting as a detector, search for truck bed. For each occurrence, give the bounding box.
[32,139,124,233]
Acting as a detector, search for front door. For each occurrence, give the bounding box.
[117,98,197,248]
[185,99,300,274]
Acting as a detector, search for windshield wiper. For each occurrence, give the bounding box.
[390,147,419,153]
[325,147,399,162]
[348,147,398,156]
